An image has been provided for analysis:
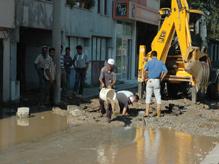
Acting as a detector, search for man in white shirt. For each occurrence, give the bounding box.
[34,45,53,104]
[47,48,56,105]
[73,45,89,96]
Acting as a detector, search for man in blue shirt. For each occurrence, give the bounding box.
[144,51,168,118]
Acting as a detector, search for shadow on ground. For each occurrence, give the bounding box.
[111,108,144,126]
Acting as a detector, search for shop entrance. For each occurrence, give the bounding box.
[0,39,3,102]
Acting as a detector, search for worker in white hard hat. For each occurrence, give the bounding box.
[99,58,116,123]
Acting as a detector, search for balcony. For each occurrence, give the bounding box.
[113,0,160,25]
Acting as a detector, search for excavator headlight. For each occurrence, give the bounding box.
[159,8,171,16]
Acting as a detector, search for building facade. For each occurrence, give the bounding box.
[113,0,160,78]
[0,0,160,102]
[0,0,16,102]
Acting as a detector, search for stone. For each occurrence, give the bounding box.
[67,105,81,111]
[52,107,67,116]
[67,105,82,117]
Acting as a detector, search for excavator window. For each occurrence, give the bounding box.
[189,13,204,49]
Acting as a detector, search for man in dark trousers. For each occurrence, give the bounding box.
[64,47,73,89]
[73,45,89,97]
[34,45,52,105]
[48,48,56,105]
[99,58,116,123]
[115,90,139,116]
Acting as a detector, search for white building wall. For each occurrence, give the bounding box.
[147,0,160,10]
[65,8,114,38]
[3,38,11,101]
[0,0,16,102]
[16,0,53,29]
[63,0,115,86]
[0,0,15,28]
[131,21,137,80]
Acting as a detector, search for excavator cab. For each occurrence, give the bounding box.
[189,10,207,50]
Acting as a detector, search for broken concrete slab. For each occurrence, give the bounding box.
[52,107,67,117]
[67,105,83,117]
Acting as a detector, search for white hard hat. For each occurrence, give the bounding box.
[107,58,115,65]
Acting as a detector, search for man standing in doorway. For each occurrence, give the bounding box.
[144,51,168,118]
[60,45,67,97]
[48,48,56,105]
[34,45,53,105]
[73,45,89,97]
[64,47,73,90]
[99,58,116,123]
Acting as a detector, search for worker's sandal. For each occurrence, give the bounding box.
[144,104,150,117]
[156,105,161,118]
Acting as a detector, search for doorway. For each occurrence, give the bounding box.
[136,22,158,76]
[0,39,3,102]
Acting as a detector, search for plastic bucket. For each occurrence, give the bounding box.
[99,88,116,101]
[17,107,30,118]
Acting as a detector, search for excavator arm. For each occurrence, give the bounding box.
[138,0,210,102]
[151,9,175,62]
[151,0,192,62]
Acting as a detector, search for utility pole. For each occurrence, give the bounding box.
[52,0,64,104]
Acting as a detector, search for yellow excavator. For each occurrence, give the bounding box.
[138,0,210,103]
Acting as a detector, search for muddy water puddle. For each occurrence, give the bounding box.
[0,111,218,164]
[0,111,68,150]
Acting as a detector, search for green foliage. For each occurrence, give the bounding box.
[66,0,76,8]
[188,0,219,10]
[66,0,95,9]
[188,0,219,39]
[82,0,95,9]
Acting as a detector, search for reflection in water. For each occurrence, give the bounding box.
[0,112,67,150]
[0,112,218,164]
[16,117,29,127]
[135,128,144,164]
[97,144,119,164]
[175,132,193,164]
[113,128,218,164]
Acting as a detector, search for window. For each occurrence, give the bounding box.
[216,44,219,61]
[92,37,108,61]
[69,37,90,58]
[104,0,108,15]
[97,0,108,15]
[97,0,101,13]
